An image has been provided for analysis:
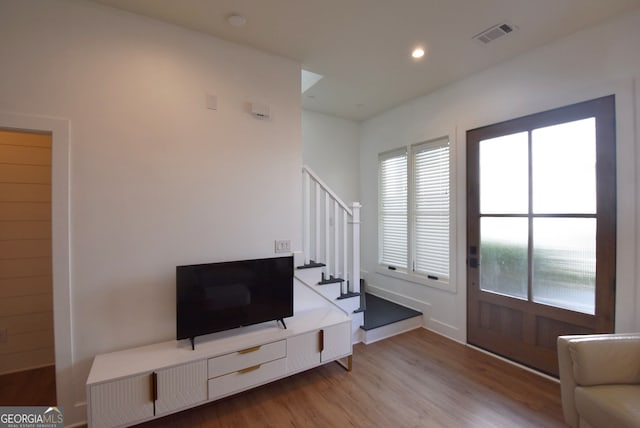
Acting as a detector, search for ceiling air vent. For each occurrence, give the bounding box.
[473,22,516,44]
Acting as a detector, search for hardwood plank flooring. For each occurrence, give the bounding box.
[0,365,56,406]
[138,329,565,428]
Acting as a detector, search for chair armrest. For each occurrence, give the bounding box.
[566,333,640,386]
[558,333,640,428]
[558,336,579,428]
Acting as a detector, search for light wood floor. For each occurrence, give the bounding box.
[139,328,565,428]
[0,330,565,427]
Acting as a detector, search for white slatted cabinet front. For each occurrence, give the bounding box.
[89,373,154,428]
[155,360,207,415]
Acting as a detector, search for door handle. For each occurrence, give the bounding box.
[238,345,261,354]
[151,372,158,401]
[238,364,261,374]
[469,258,478,268]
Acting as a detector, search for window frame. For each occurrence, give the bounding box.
[378,147,409,270]
[377,135,456,292]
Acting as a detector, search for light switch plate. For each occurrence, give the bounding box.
[274,240,291,253]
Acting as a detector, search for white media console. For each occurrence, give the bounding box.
[86,281,353,428]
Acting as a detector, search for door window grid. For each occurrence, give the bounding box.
[478,118,598,314]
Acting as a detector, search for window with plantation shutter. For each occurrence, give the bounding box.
[378,149,408,268]
[413,138,450,280]
[378,136,452,287]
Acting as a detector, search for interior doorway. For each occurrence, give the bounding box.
[0,129,56,404]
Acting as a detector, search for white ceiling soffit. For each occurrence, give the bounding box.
[89,0,640,121]
[301,70,323,94]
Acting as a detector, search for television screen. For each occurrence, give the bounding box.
[176,256,293,345]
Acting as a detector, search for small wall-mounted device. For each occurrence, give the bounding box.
[206,93,217,110]
[250,102,270,120]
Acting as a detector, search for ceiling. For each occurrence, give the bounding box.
[89,0,640,121]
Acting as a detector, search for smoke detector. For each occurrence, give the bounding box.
[473,22,516,44]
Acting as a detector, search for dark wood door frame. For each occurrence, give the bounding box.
[466,95,617,376]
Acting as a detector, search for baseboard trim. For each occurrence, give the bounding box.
[423,326,465,345]
[466,344,559,383]
[365,284,428,314]
[361,317,422,345]
[427,318,461,341]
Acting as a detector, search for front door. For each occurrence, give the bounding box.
[466,96,616,376]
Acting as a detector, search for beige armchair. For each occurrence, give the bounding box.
[557,333,640,428]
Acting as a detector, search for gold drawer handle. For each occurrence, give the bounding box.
[238,345,261,355]
[238,364,261,374]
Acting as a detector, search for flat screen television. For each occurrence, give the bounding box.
[176,256,293,349]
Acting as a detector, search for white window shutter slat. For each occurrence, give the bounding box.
[413,138,450,280]
[379,150,408,268]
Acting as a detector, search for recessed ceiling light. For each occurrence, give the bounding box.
[227,14,247,27]
[412,47,425,59]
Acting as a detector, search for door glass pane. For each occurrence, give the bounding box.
[480,217,528,299]
[480,132,528,214]
[532,218,595,314]
[532,118,596,214]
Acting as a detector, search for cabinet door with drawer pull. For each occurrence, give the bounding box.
[154,360,207,416]
[89,373,154,428]
[320,322,352,362]
[286,330,322,373]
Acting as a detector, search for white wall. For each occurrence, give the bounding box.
[302,110,360,204]
[0,1,301,425]
[360,9,640,342]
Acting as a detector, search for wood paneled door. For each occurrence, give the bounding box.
[466,96,616,376]
[0,129,54,375]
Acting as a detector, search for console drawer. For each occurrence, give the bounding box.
[208,340,286,378]
[208,357,287,400]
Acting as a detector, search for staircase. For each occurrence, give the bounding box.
[297,166,363,342]
[296,165,423,344]
[295,262,364,342]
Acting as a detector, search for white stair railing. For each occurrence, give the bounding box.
[302,165,361,296]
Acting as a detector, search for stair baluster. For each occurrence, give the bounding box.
[301,166,360,295]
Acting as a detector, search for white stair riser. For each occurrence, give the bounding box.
[294,270,342,302]
[295,263,363,345]
[295,271,361,314]
[361,316,422,345]
[351,312,364,344]
[315,282,342,301]
[295,266,324,285]
[336,297,361,314]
